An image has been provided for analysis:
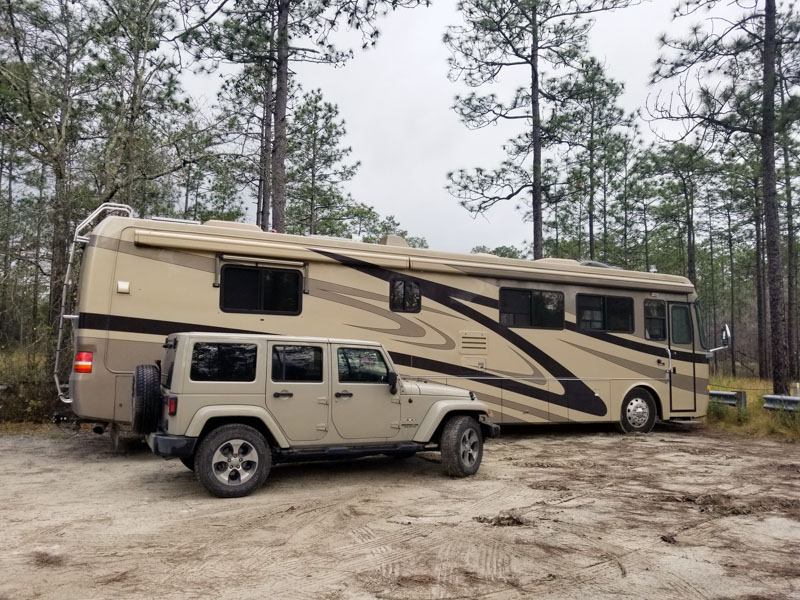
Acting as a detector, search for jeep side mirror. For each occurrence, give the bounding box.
[387,371,398,395]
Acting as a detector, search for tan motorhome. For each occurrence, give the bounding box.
[56,204,718,438]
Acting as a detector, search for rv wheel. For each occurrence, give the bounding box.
[195,424,271,498]
[131,364,162,435]
[440,415,483,477]
[616,388,657,434]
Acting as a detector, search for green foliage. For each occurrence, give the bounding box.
[471,245,527,259]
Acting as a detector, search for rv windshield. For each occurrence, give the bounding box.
[695,302,708,350]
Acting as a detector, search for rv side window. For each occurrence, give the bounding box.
[272,345,323,382]
[337,348,389,383]
[671,305,693,345]
[644,299,666,341]
[190,343,257,382]
[499,288,564,329]
[577,295,634,333]
[390,279,421,313]
[220,265,302,315]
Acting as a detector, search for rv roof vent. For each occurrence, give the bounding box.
[204,220,262,232]
[579,260,622,270]
[379,234,409,247]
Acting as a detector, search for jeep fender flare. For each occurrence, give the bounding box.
[185,405,291,448]
[412,400,490,443]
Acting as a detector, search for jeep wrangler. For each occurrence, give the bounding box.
[133,333,500,497]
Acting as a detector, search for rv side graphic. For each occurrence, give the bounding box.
[59,208,709,430]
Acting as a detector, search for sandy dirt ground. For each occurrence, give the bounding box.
[1,423,799,600]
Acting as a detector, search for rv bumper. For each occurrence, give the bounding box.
[147,432,197,459]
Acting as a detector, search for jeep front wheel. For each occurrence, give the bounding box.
[440,416,483,477]
[195,424,271,498]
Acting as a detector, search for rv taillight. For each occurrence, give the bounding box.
[167,395,178,416]
[74,352,93,373]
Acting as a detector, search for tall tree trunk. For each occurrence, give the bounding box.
[707,201,717,372]
[754,182,768,378]
[588,112,596,261]
[48,161,71,336]
[725,205,737,377]
[257,53,274,231]
[761,0,789,393]
[779,72,797,379]
[270,0,290,234]
[0,135,7,342]
[530,8,543,259]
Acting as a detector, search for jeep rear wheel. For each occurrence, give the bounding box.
[440,416,483,477]
[131,365,161,435]
[195,424,271,498]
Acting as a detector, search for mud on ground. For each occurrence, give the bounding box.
[0,423,798,600]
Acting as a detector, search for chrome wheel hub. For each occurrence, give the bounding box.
[212,439,258,486]
[626,398,650,429]
[459,429,479,467]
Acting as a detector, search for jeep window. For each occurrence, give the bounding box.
[220,264,302,314]
[190,343,257,382]
[390,279,421,313]
[499,288,564,329]
[272,345,323,382]
[338,348,389,383]
[577,294,634,333]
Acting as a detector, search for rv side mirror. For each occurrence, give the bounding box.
[387,371,398,395]
[721,324,731,347]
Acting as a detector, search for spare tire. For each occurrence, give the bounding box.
[131,364,162,435]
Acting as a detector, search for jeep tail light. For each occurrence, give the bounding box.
[74,352,93,373]
[167,394,178,416]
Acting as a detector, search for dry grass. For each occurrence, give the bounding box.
[707,375,800,442]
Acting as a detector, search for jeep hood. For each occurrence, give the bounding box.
[401,380,471,398]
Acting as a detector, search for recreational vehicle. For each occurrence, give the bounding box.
[55,204,716,436]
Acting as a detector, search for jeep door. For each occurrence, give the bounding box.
[267,342,330,441]
[331,345,401,440]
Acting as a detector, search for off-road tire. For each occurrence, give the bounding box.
[615,388,657,434]
[131,364,161,435]
[195,424,271,498]
[440,415,483,477]
[179,457,195,471]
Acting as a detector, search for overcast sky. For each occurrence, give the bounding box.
[221,2,717,254]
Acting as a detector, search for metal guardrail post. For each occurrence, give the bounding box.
[736,390,747,409]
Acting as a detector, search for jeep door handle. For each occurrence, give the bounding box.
[335,391,353,398]
[273,391,294,398]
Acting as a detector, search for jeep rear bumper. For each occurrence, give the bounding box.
[146,432,197,459]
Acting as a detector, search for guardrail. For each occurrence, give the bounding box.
[709,390,747,409]
[762,395,800,412]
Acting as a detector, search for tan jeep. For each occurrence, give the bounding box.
[134,332,500,497]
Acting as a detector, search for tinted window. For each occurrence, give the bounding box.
[671,305,693,345]
[644,299,666,341]
[190,343,257,382]
[390,279,421,312]
[221,265,301,314]
[695,303,708,349]
[272,345,323,382]
[338,348,389,383]
[577,295,634,333]
[499,289,564,329]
